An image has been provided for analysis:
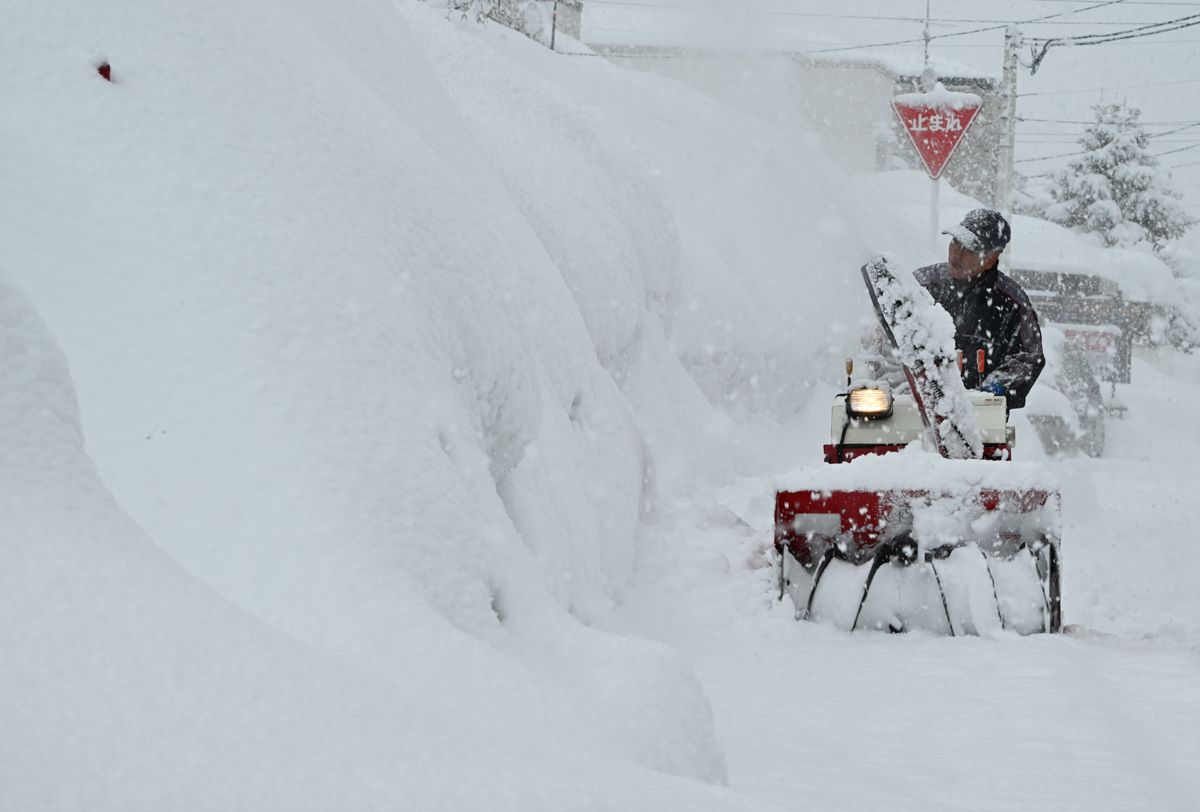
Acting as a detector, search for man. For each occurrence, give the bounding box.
[915,208,1045,410]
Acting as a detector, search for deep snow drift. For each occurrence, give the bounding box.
[0,0,876,807]
[0,274,747,810]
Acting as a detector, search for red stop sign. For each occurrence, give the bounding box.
[892,86,982,179]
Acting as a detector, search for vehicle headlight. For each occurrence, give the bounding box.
[846,386,893,419]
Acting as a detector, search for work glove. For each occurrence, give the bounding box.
[979,380,1006,397]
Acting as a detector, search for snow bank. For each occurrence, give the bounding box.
[0,272,761,809]
[0,0,737,798]
[0,0,890,802]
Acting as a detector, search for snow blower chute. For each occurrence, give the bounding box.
[773,258,1061,635]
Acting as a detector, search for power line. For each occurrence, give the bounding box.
[933,36,1200,47]
[1020,76,1200,96]
[1029,11,1200,69]
[1151,121,1200,137]
[1053,15,1200,41]
[1022,122,1200,141]
[1021,136,1200,143]
[1014,140,1200,164]
[1019,0,1200,5]
[1029,10,1200,43]
[587,2,1179,25]
[1155,141,1200,156]
[1014,149,1090,163]
[1020,115,1200,125]
[792,0,1128,56]
[1021,122,1200,131]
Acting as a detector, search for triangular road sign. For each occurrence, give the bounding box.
[892,84,982,179]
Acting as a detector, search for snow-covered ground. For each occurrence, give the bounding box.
[2,2,1198,810]
[614,346,1200,811]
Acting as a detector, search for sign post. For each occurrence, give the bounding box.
[892,83,982,248]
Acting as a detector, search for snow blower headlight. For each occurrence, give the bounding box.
[846,386,893,419]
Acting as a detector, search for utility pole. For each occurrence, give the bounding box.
[923,0,931,70]
[550,0,559,51]
[919,0,936,91]
[922,0,938,247]
[995,27,1022,234]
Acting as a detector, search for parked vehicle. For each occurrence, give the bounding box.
[1009,265,1158,456]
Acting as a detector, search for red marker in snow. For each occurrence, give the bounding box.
[97,62,112,82]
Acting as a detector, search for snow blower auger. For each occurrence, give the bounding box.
[773,258,1062,635]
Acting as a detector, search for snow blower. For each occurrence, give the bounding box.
[773,258,1061,635]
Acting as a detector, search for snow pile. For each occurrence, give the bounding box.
[0,0,888,805]
[1,272,760,810]
[892,83,981,112]
[777,441,1058,493]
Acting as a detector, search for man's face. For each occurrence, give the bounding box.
[947,238,1000,281]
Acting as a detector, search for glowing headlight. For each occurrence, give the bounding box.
[846,386,893,419]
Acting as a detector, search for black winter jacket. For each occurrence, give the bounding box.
[914,263,1046,409]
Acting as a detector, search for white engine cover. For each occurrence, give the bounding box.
[832,392,1009,446]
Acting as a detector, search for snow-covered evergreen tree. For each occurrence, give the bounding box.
[1043,103,1195,252]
